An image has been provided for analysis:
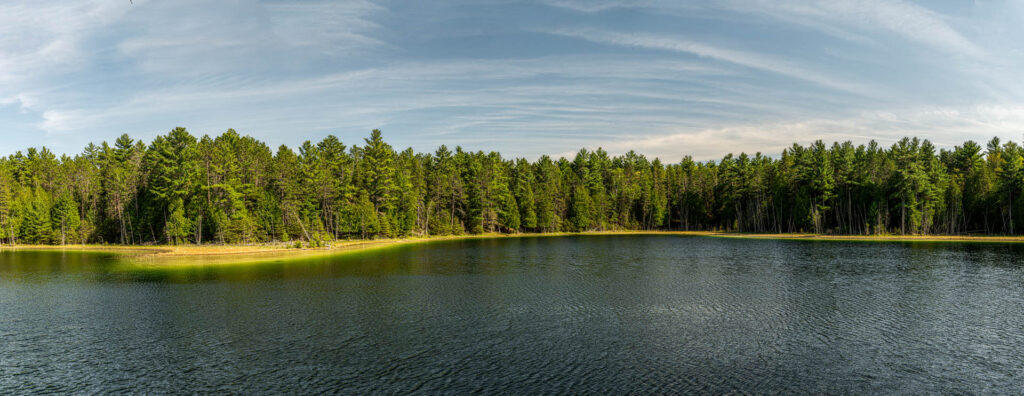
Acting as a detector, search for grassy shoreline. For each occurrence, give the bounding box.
[3,231,1023,269]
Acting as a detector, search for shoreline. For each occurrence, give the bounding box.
[3,231,1023,269]
[703,233,1024,243]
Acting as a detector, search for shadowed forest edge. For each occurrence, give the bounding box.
[0,128,1018,245]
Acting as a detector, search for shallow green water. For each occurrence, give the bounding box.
[2,235,1024,393]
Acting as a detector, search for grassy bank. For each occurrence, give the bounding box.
[3,231,1023,269]
[0,232,639,269]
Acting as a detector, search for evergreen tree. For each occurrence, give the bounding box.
[51,192,80,245]
[513,158,537,230]
[146,127,199,243]
[4,128,1024,245]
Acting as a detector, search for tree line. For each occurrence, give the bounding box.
[0,127,1021,245]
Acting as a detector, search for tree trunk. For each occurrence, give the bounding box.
[292,208,312,243]
[901,196,906,235]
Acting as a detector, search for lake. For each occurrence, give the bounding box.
[2,235,1023,393]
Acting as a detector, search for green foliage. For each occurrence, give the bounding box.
[569,184,593,232]
[3,129,1024,245]
[165,198,192,245]
[20,194,52,245]
[51,192,81,245]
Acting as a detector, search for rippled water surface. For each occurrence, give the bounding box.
[3,235,1024,393]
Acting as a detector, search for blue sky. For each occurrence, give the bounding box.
[1,0,1023,160]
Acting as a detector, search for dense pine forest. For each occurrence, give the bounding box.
[0,127,1021,245]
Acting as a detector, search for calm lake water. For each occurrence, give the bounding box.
[2,235,1024,393]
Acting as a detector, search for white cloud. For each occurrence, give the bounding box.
[40,109,78,133]
[738,0,987,60]
[2,0,1021,161]
[265,1,387,52]
[1,0,390,146]
[0,94,38,113]
[115,0,386,77]
[542,28,880,97]
[33,48,1017,160]
[24,54,770,142]
[606,105,1024,161]
[545,0,986,60]
[0,0,127,82]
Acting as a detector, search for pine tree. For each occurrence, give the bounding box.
[51,192,80,245]
[147,127,199,243]
[165,198,191,245]
[513,158,537,230]
[20,191,52,245]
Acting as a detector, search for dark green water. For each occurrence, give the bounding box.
[2,235,1024,393]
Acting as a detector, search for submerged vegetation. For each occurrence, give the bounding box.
[0,128,1022,245]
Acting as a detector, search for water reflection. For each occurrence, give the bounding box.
[0,250,122,282]
[2,236,1024,393]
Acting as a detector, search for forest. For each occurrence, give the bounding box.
[0,127,1021,245]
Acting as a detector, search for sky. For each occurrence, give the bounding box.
[1,0,1024,161]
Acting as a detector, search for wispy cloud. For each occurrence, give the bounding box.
[603,105,1024,161]
[1,0,389,147]
[730,0,987,60]
[0,1,127,83]
[1,0,1022,161]
[116,0,387,77]
[545,0,986,59]
[542,28,880,97]
[29,55,782,140]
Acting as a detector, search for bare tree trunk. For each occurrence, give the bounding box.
[291,208,312,243]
